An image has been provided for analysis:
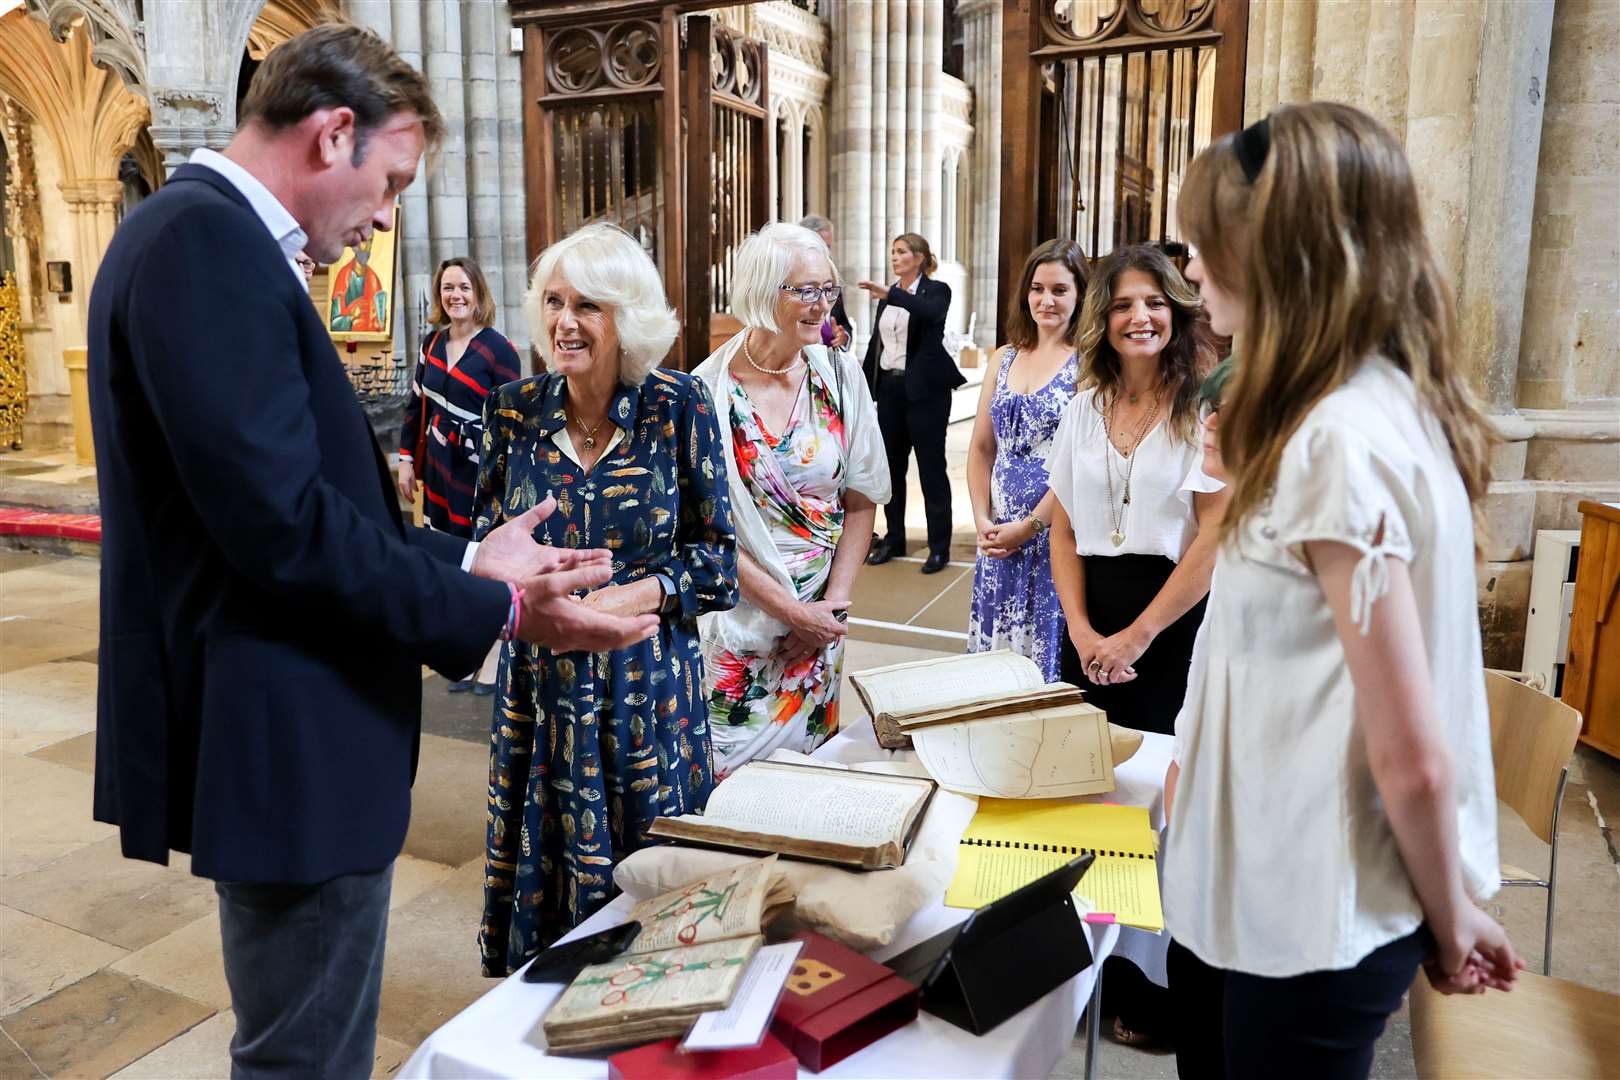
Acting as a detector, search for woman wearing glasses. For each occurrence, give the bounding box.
[695,223,890,776]
[859,233,963,574]
[397,256,522,693]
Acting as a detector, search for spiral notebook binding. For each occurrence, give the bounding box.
[959,837,1152,859]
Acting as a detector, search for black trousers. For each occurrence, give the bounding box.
[216,863,394,1079]
[1168,929,1428,1079]
[1057,554,1206,736]
[876,370,953,555]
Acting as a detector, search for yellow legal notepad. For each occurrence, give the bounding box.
[944,799,1163,933]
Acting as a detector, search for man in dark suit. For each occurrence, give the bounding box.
[86,25,657,1077]
[858,233,965,574]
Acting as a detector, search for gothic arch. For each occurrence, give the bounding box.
[0,12,149,182]
[247,0,342,60]
[23,0,147,95]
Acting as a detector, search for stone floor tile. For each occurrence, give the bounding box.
[390,854,457,910]
[0,1027,41,1077]
[4,838,217,952]
[107,1011,413,1079]
[375,859,492,1048]
[0,659,98,755]
[0,753,116,878]
[0,568,100,630]
[0,970,214,1078]
[400,735,490,868]
[110,911,230,1012]
[373,1035,411,1079]
[26,730,95,774]
[0,906,127,1018]
[0,550,53,574]
[107,1010,234,1078]
[0,617,100,674]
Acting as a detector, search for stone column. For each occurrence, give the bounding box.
[831,0,874,292]
[422,0,469,268]
[493,2,529,355]
[905,1,924,228]
[884,0,906,263]
[920,0,943,245]
[782,107,805,224]
[144,0,263,174]
[390,0,430,363]
[960,0,1000,347]
[58,178,123,336]
[461,2,506,328]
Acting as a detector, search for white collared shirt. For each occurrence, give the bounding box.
[877,278,919,372]
[188,148,308,286]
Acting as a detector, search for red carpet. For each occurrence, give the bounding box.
[0,508,102,542]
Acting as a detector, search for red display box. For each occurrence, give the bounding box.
[607,1034,797,1080]
[768,932,920,1072]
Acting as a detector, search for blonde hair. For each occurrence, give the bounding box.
[1074,245,1216,443]
[1177,102,1492,536]
[730,223,838,335]
[525,224,678,385]
[427,256,496,329]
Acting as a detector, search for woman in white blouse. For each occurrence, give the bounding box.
[1047,245,1225,737]
[695,223,891,776]
[1164,103,1520,1076]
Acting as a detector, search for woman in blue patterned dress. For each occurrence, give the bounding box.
[966,240,1089,679]
[474,225,737,974]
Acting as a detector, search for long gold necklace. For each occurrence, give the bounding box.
[1104,390,1160,547]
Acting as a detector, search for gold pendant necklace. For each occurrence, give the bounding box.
[571,410,607,451]
[1104,391,1160,547]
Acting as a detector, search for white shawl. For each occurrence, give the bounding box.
[692,331,891,654]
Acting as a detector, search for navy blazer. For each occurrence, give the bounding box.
[861,274,965,402]
[86,165,510,884]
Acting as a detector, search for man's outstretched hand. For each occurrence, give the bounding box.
[472,498,606,584]
[472,498,659,653]
[516,567,660,653]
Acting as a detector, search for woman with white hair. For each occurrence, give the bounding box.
[473,223,738,973]
[694,223,891,776]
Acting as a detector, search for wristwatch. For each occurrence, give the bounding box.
[655,574,679,614]
[1027,515,1049,535]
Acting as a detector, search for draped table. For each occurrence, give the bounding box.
[400,726,1172,1080]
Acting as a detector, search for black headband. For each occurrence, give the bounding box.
[1235,116,1271,184]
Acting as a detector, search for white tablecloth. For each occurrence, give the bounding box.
[401,726,1173,1080]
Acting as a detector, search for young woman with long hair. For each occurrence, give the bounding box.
[1047,244,1224,736]
[1162,102,1519,1076]
[966,239,1088,679]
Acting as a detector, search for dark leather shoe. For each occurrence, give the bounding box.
[866,539,902,566]
[921,551,949,574]
[472,681,497,696]
[446,679,474,693]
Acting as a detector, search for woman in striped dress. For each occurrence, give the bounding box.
[397,256,521,691]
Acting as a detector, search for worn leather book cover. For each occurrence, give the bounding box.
[607,1034,797,1080]
[768,932,919,1072]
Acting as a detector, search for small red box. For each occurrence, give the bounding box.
[769,932,920,1072]
[607,1034,797,1080]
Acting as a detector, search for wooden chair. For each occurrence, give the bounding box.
[1409,970,1620,1079]
[1485,671,1583,975]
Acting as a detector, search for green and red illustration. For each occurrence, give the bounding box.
[581,953,750,1007]
[647,879,740,945]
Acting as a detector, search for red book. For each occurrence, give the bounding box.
[769,932,920,1072]
[607,1035,797,1080]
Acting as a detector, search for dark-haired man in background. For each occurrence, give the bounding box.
[87,23,657,1076]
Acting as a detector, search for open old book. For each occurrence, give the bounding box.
[645,760,937,870]
[543,856,794,1054]
[851,650,1139,800]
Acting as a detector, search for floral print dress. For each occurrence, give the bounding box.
[473,370,737,975]
[967,347,1078,680]
[706,367,847,777]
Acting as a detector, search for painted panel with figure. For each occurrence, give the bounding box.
[326,207,398,341]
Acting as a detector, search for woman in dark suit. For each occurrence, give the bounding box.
[859,232,964,574]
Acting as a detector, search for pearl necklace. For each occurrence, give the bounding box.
[742,333,804,375]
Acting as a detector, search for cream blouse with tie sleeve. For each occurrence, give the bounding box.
[1162,357,1499,977]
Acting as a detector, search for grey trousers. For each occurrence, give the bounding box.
[216,863,394,1080]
